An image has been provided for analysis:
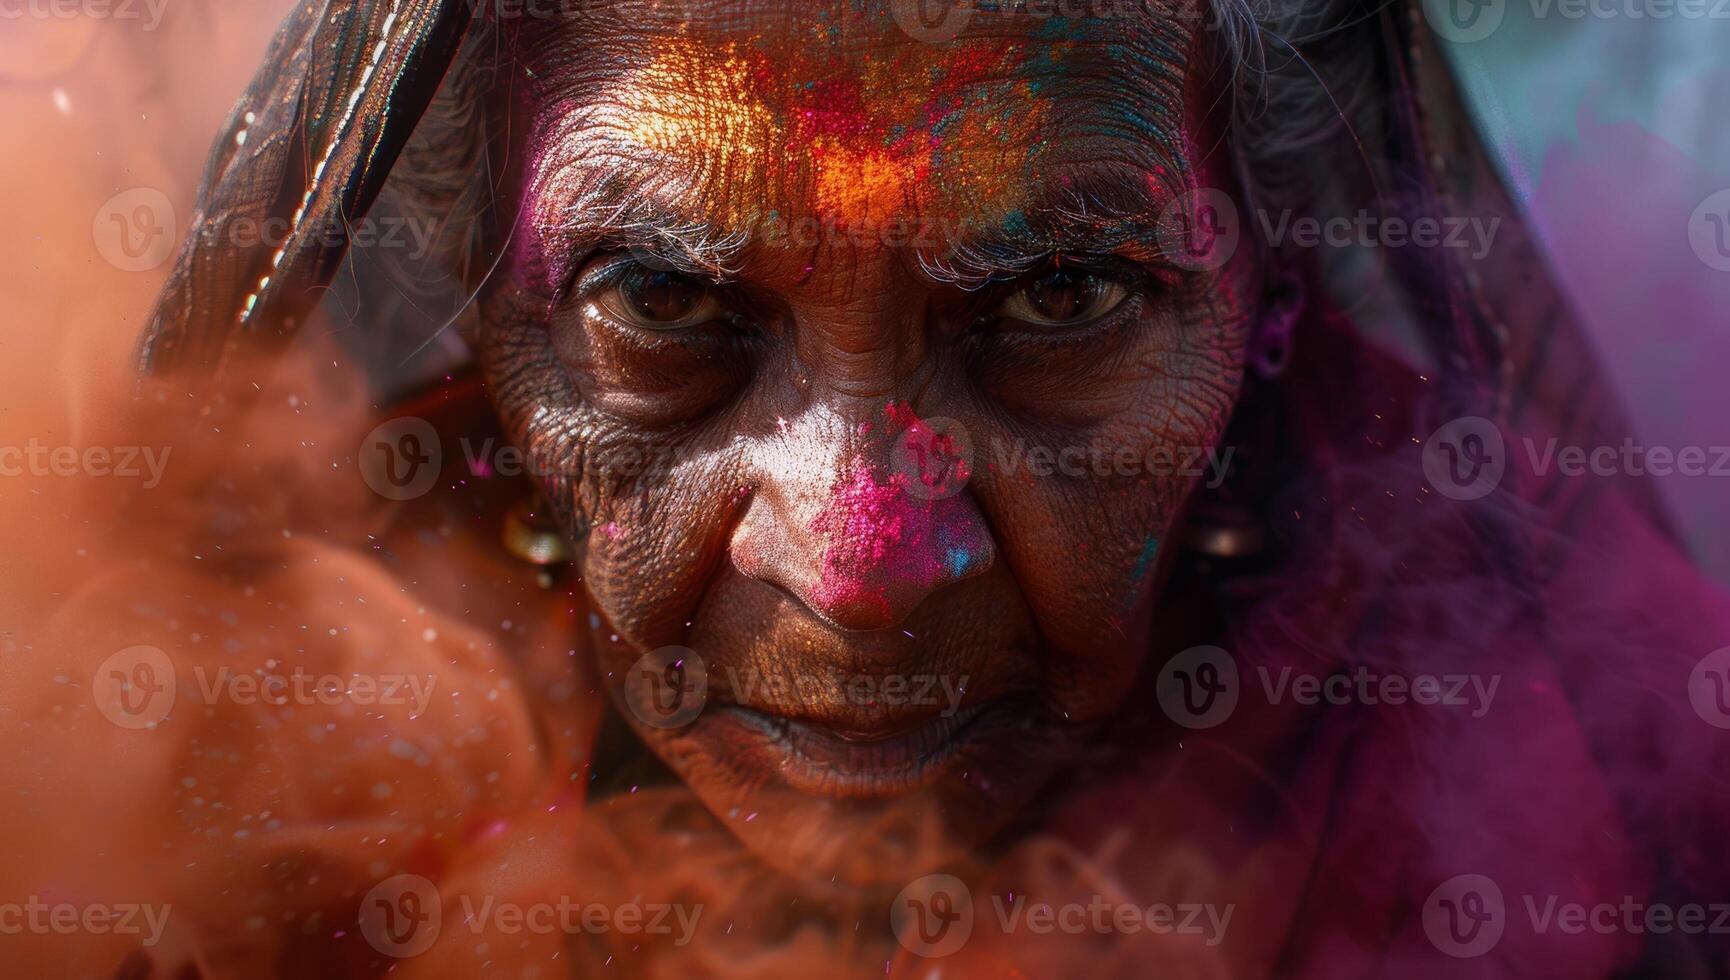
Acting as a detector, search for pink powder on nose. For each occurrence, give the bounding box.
[806,404,988,622]
[808,462,913,621]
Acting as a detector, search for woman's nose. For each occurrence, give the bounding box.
[728,408,995,631]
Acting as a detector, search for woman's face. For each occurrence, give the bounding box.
[479,1,1254,878]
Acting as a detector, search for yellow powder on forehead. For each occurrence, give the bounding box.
[606,39,784,230]
[622,44,778,153]
[605,33,1058,233]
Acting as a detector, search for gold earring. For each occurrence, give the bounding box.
[503,495,572,587]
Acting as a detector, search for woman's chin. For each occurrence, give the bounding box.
[635,699,1073,884]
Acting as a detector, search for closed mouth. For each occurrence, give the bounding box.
[717,699,1022,799]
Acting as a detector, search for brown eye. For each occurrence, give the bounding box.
[622,268,706,323]
[996,263,1129,328]
[584,259,724,332]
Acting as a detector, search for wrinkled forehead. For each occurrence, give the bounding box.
[516,2,1206,272]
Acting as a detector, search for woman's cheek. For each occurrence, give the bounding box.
[572,442,747,650]
[981,332,1244,701]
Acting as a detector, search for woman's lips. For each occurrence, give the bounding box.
[714,699,1021,800]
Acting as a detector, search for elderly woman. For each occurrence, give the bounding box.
[8,0,1726,976]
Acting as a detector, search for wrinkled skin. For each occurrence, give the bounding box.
[475,1,1256,880]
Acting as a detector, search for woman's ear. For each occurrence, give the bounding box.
[139,0,474,380]
[1249,267,1305,380]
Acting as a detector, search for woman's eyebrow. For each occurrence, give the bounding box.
[534,171,753,282]
[919,169,1179,287]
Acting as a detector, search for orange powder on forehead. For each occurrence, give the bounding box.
[610,33,1061,232]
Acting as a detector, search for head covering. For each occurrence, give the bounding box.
[139,0,472,377]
